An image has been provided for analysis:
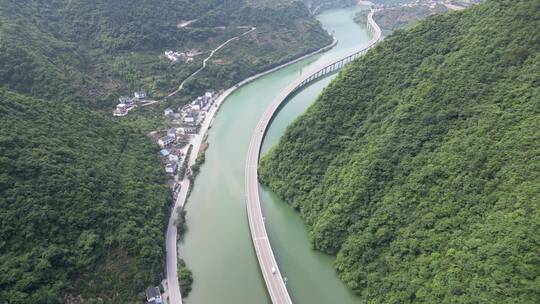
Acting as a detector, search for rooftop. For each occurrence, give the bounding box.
[145,287,161,300]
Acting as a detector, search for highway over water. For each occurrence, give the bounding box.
[244,9,381,304]
[165,24,338,304]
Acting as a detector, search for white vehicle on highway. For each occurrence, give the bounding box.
[271,267,277,274]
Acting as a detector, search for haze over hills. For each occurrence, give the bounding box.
[260,0,539,302]
[0,0,332,303]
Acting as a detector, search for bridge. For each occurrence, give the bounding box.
[244,9,381,304]
[295,10,380,93]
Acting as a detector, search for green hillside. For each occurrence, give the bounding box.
[301,0,357,12]
[0,1,332,301]
[0,0,331,108]
[0,89,171,302]
[260,0,539,302]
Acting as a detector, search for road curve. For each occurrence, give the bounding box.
[244,9,381,304]
[167,27,257,99]
[165,35,339,304]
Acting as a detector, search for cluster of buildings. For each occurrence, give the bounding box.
[164,50,196,63]
[158,128,187,176]
[163,91,215,135]
[399,0,442,9]
[180,92,214,126]
[155,91,217,198]
[113,90,148,116]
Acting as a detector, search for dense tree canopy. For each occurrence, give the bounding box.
[0,0,334,302]
[0,89,172,302]
[260,0,539,302]
[301,0,357,12]
[0,0,331,108]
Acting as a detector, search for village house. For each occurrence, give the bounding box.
[165,50,181,61]
[202,95,210,105]
[145,287,163,304]
[179,104,189,113]
[183,126,198,134]
[183,115,195,125]
[178,136,191,144]
[183,111,199,126]
[165,162,178,175]
[169,153,179,162]
[194,96,208,109]
[118,96,131,104]
[113,103,128,116]
[134,91,147,100]
[164,108,174,116]
[158,135,175,148]
[175,133,191,143]
[125,99,135,107]
[203,91,214,103]
[167,128,177,139]
[159,149,170,157]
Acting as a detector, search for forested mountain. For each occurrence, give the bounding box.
[355,3,449,33]
[301,0,357,13]
[0,0,333,303]
[0,0,331,108]
[260,0,539,302]
[0,89,171,303]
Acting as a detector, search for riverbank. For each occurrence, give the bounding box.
[163,31,338,304]
[179,6,373,304]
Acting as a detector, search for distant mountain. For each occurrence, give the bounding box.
[370,0,415,6]
[260,0,539,302]
[301,0,357,13]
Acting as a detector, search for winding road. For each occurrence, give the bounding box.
[167,27,257,99]
[165,8,381,304]
[165,87,225,304]
[140,27,257,108]
[244,9,381,304]
[164,34,338,304]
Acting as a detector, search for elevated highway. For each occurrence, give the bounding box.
[244,9,381,304]
[165,24,338,304]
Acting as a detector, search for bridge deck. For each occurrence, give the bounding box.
[244,9,381,304]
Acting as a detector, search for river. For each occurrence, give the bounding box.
[179,6,370,303]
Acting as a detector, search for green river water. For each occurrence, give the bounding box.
[180,6,370,304]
